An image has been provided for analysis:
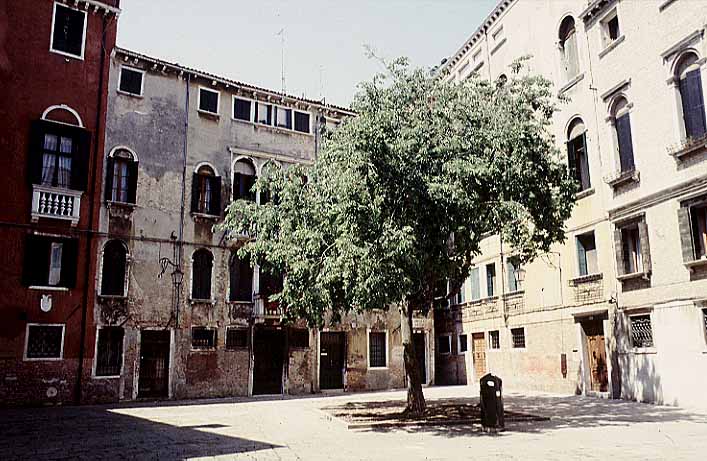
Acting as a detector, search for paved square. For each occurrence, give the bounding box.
[2,386,706,460]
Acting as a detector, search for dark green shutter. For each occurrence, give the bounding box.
[677,207,695,263]
[190,173,200,213]
[104,157,115,201]
[71,129,90,191]
[60,238,79,288]
[616,114,635,172]
[28,121,45,185]
[681,70,707,139]
[638,221,652,274]
[209,175,221,216]
[22,235,49,286]
[614,228,625,276]
[127,161,138,204]
[566,138,577,183]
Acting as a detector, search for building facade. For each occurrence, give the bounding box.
[438,0,707,408]
[0,0,120,406]
[89,47,433,402]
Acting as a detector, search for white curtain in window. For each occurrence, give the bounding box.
[42,154,56,185]
[57,156,72,188]
[257,103,269,124]
[59,136,72,154]
[115,161,129,202]
[48,242,63,286]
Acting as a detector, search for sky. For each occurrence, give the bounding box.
[116,0,499,107]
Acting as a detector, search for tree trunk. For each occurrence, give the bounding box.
[400,301,426,416]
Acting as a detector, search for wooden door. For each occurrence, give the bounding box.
[319,332,345,390]
[584,319,608,392]
[253,328,284,395]
[472,333,486,379]
[413,332,427,384]
[138,330,170,398]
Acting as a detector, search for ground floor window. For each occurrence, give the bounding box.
[96,327,124,376]
[629,314,654,348]
[458,334,468,353]
[511,327,526,349]
[226,327,248,350]
[25,324,64,359]
[488,330,500,349]
[192,327,216,350]
[438,335,451,355]
[368,331,387,368]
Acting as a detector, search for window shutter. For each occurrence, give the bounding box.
[566,139,577,179]
[104,157,115,201]
[637,221,651,274]
[681,70,707,139]
[127,160,139,204]
[677,207,695,263]
[190,173,200,213]
[470,268,480,300]
[209,175,221,216]
[28,121,46,185]
[577,238,588,276]
[60,239,79,288]
[613,228,625,276]
[22,235,49,286]
[578,133,590,190]
[71,129,90,191]
[616,114,635,172]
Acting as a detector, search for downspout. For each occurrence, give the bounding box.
[75,14,111,405]
[176,74,190,328]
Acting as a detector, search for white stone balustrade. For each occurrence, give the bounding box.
[31,184,82,226]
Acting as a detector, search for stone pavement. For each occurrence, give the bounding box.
[2,386,707,460]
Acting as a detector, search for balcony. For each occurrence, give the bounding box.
[31,185,82,226]
[253,298,283,320]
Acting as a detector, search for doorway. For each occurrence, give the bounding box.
[413,332,427,384]
[472,333,486,380]
[138,330,171,398]
[253,327,285,395]
[319,332,346,390]
[582,318,608,392]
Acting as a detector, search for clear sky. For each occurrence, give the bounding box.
[116,0,499,107]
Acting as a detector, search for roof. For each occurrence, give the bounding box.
[114,47,355,116]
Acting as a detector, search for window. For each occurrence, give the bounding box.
[622,226,642,274]
[630,314,654,348]
[233,159,256,201]
[191,327,216,349]
[255,102,272,125]
[368,331,387,368]
[198,87,220,115]
[191,165,221,216]
[25,324,64,360]
[511,327,526,349]
[30,120,87,191]
[438,335,451,355]
[101,240,127,296]
[702,309,707,342]
[486,263,496,297]
[50,3,86,58]
[488,330,500,349]
[294,111,311,134]
[119,67,144,96]
[692,205,707,260]
[233,97,252,121]
[469,267,481,301]
[455,279,466,305]
[458,334,468,354]
[576,232,598,276]
[229,251,253,302]
[22,235,78,288]
[492,25,504,44]
[226,327,248,349]
[259,266,283,303]
[105,150,138,204]
[678,198,707,262]
[506,259,523,293]
[558,16,580,81]
[275,107,292,129]
[191,249,213,300]
[289,328,309,349]
[472,49,482,64]
[615,219,651,277]
[602,11,621,47]
[676,53,707,140]
[95,327,124,376]
[611,97,635,173]
[567,118,591,192]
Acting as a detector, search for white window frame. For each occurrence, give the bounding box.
[191,326,218,351]
[49,2,88,60]
[274,105,293,130]
[254,101,272,126]
[438,334,452,355]
[366,329,389,369]
[24,323,65,361]
[117,65,145,97]
[457,333,468,355]
[197,86,220,115]
[488,330,501,350]
[92,325,125,379]
[628,312,655,352]
[232,95,254,122]
[510,326,526,350]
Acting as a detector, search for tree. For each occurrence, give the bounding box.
[220,57,576,415]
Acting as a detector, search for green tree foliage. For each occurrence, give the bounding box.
[220,57,575,413]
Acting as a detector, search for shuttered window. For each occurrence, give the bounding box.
[191,249,213,300]
[51,3,86,58]
[22,235,78,288]
[369,332,387,368]
[95,327,124,376]
[229,252,253,302]
[615,218,651,277]
[678,199,707,262]
[30,120,89,191]
[190,166,221,216]
[679,69,707,139]
[233,98,252,121]
[576,232,598,276]
[507,260,522,292]
[101,240,127,296]
[567,119,590,192]
[233,160,257,201]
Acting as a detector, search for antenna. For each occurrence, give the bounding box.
[277,28,286,93]
[318,65,325,101]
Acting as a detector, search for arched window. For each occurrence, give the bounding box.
[106,149,138,204]
[229,251,253,302]
[676,52,706,140]
[191,164,221,216]
[191,249,213,300]
[259,161,280,205]
[101,240,127,296]
[567,118,590,191]
[559,16,579,82]
[611,97,635,173]
[233,159,256,201]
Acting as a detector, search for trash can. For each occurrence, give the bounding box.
[479,373,504,429]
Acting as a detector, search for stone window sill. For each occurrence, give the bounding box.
[685,257,707,272]
[490,37,507,56]
[98,294,128,301]
[630,347,657,355]
[668,134,707,160]
[106,200,137,210]
[569,273,603,286]
[558,72,585,96]
[191,212,220,222]
[116,89,143,99]
[605,169,640,188]
[617,271,650,282]
[503,290,524,299]
[197,109,220,119]
[189,298,215,305]
[575,187,595,200]
[29,285,69,292]
[598,35,626,59]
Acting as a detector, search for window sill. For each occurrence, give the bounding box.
[685,257,707,272]
[242,119,313,137]
[575,187,595,200]
[50,48,84,61]
[97,294,128,300]
[92,374,121,380]
[29,285,69,292]
[630,347,657,355]
[605,169,640,188]
[226,300,253,305]
[190,348,217,353]
[490,37,507,56]
[659,0,677,12]
[368,366,388,370]
[503,290,524,298]
[668,134,707,160]
[225,347,248,351]
[598,35,626,59]
[23,356,63,362]
[116,89,143,99]
[558,72,585,96]
[617,271,650,282]
[191,212,220,222]
[569,273,603,286]
[189,298,215,305]
[197,109,220,119]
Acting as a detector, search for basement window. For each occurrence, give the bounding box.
[191,327,216,350]
[511,327,526,349]
[198,87,220,115]
[118,66,144,96]
[488,330,500,349]
[25,324,64,360]
[368,331,388,368]
[289,328,309,349]
[226,327,248,350]
[630,314,654,348]
[50,2,87,59]
[95,326,124,376]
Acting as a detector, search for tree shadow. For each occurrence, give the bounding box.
[0,404,281,460]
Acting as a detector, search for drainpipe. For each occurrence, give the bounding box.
[75,14,112,405]
[176,74,190,328]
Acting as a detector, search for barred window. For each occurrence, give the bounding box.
[192,327,216,350]
[369,331,387,368]
[438,335,451,355]
[26,324,64,359]
[96,327,124,376]
[489,330,500,349]
[630,315,654,348]
[511,327,526,349]
[226,328,248,350]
